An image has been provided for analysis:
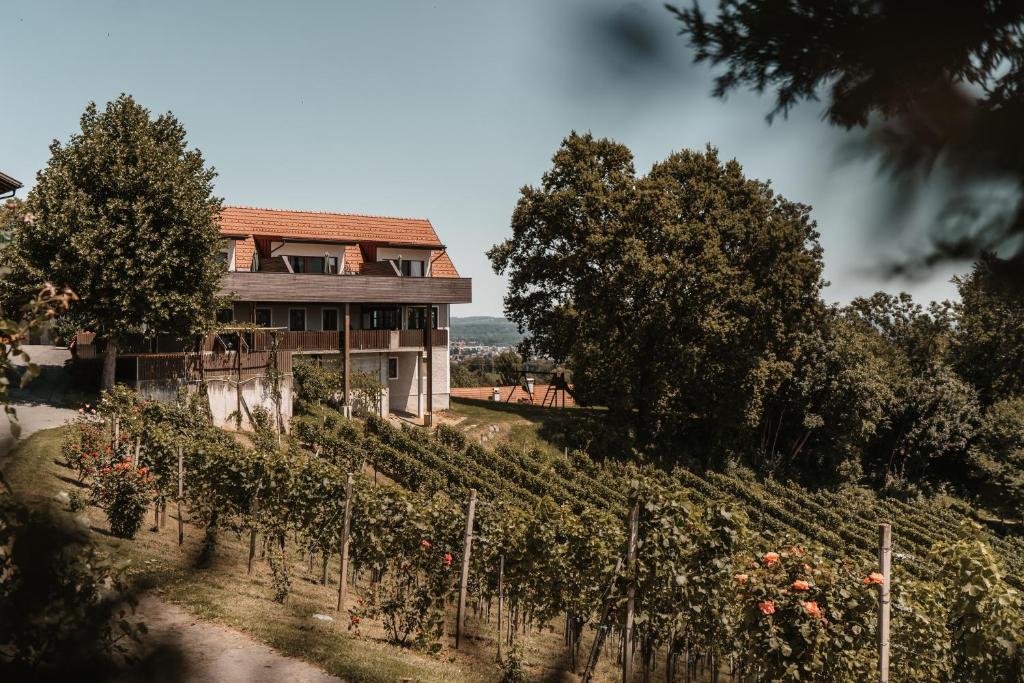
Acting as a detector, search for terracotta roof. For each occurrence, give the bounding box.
[219,205,459,277]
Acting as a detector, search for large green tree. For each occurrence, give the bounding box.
[6,95,223,389]
[952,253,1024,405]
[490,133,825,464]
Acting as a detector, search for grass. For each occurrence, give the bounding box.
[2,426,623,683]
[444,397,608,460]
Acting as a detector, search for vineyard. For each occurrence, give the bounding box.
[60,388,1024,682]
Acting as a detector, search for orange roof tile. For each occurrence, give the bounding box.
[219,205,459,277]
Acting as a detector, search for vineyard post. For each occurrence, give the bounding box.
[581,556,623,683]
[336,472,354,612]
[176,445,184,544]
[622,499,639,683]
[133,436,140,467]
[496,554,505,662]
[456,488,477,649]
[247,494,260,575]
[878,523,891,683]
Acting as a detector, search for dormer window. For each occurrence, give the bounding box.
[289,256,338,274]
[391,259,424,277]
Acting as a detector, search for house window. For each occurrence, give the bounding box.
[322,308,339,331]
[255,308,273,327]
[216,308,233,324]
[289,309,306,332]
[290,256,331,274]
[406,306,438,330]
[387,357,399,380]
[362,306,399,330]
[220,250,231,269]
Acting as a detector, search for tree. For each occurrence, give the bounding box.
[952,253,1024,405]
[670,1,1024,275]
[490,133,825,464]
[5,95,223,389]
[493,350,522,387]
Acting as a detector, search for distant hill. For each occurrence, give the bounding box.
[450,316,524,347]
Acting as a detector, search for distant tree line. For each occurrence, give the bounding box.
[491,133,1024,520]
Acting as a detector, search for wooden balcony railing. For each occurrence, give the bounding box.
[198,328,449,354]
[351,329,390,350]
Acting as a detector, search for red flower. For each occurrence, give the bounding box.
[420,539,432,549]
[734,573,748,585]
[791,580,810,591]
[758,601,775,616]
[444,553,452,567]
[763,552,780,566]
[351,615,361,624]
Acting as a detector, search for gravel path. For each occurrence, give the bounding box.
[117,596,342,683]
[3,345,343,683]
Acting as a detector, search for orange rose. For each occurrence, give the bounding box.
[802,601,823,619]
[758,600,776,616]
[763,552,780,566]
[863,572,885,585]
[791,580,810,591]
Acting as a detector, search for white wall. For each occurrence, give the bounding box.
[135,377,293,432]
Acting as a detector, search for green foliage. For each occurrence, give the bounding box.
[932,531,1024,681]
[293,359,341,412]
[953,254,1024,405]
[434,424,467,451]
[350,369,386,417]
[4,94,223,388]
[499,643,529,683]
[490,133,825,465]
[0,495,145,677]
[493,350,522,386]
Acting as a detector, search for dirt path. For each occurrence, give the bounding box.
[116,596,342,683]
[2,346,343,683]
[0,345,79,459]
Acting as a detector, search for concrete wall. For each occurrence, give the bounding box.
[134,376,294,431]
[206,375,294,430]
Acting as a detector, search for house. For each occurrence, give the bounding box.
[216,206,472,425]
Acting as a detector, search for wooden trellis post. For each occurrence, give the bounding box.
[176,445,184,545]
[496,554,505,662]
[878,523,891,683]
[337,473,354,612]
[455,488,477,649]
[622,499,639,683]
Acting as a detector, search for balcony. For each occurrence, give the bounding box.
[218,271,472,305]
[210,328,448,354]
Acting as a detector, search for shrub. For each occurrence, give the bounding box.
[293,360,340,411]
[91,458,155,539]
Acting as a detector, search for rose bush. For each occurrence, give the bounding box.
[91,458,156,539]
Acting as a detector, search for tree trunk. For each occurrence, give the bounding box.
[102,338,118,391]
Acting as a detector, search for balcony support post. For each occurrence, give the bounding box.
[342,303,351,417]
[424,303,433,427]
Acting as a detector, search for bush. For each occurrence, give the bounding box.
[293,360,340,411]
[92,459,155,539]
